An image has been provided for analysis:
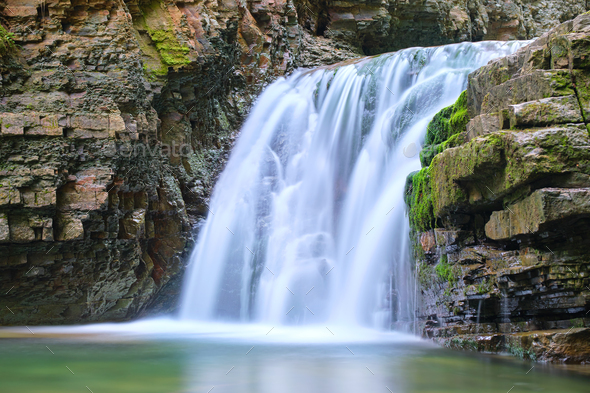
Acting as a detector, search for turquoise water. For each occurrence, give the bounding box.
[2,332,589,393]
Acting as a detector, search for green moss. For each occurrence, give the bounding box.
[447,337,478,351]
[439,132,466,151]
[146,27,191,67]
[449,93,469,133]
[435,254,458,285]
[419,144,439,167]
[570,318,585,328]
[421,91,470,167]
[0,26,16,57]
[405,168,435,232]
[137,0,191,73]
[417,263,435,288]
[476,279,491,294]
[425,106,454,146]
[547,71,576,97]
[425,91,469,146]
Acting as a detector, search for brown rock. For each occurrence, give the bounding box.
[9,216,35,243]
[0,214,9,243]
[1,113,24,135]
[56,214,84,241]
[420,230,436,254]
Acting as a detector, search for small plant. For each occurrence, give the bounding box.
[447,337,478,351]
[506,343,537,361]
[417,263,435,288]
[570,319,585,329]
[435,254,458,285]
[476,279,491,294]
[0,25,16,57]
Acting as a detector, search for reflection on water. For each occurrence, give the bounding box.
[1,323,589,393]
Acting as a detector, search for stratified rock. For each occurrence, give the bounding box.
[430,124,590,216]
[508,96,584,128]
[466,113,502,141]
[0,0,362,325]
[304,0,589,55]
[485,188,590,240]
[411,13,590,363]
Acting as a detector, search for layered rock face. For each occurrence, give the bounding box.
[407,13,590,362]
[0,0,361,325]
[299,0,589,55]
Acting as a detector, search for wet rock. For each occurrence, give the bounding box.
[411,13,590,363]
[420,230,436,254]
[1,0,346,325]
[431,124,590,215]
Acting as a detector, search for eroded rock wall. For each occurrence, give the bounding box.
[299,0,589,55]
[406,12,590,363]
[0,0,360,325]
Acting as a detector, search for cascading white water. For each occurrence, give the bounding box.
[180,41,528,329]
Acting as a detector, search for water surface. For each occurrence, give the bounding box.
[2,322,589,393]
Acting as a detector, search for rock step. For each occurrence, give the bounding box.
[431,328,590,363]
[430,124,590,216]
[485,187,590,240]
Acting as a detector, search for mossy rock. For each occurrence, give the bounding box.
[425,91,469,146]
[421,91,470,167]
[419,144,439,167]
[405,167,435,233]
[430,124,590,216]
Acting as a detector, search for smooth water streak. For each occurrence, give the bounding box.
[179,40,529,329]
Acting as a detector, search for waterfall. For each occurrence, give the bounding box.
[179,41,527,328]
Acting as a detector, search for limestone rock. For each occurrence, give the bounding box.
[56,214,84,241]
[485,188,590,240]
[420,231,436,254]
[412,14,590,363]
[315,0,588,55]
[508,95,584,128]
[0,214,10,243]
[466,113,503,141]
[431,125,590,216]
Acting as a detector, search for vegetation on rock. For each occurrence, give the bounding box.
[420,91,469,167]
[414,13,590,364]
[0,26,15,57]
[405,167,435,233]
[435,254,458,286]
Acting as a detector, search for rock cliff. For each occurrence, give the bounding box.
[0,0,359,325]
[406,12,590,363]
[299,0,588,55]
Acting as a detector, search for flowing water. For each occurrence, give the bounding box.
[180,40,526,329]
[4,41,590,392]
